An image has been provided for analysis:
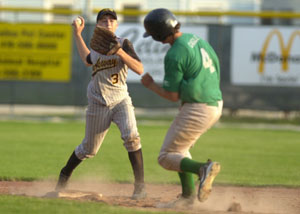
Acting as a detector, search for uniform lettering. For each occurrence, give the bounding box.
[93,58,117,72]
[188,35,200,48]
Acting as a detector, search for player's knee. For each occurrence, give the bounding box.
[86,151,97,158]
[76,147,97,159]
[80,151,96,159]
[158,152,183,171]
[123,135,141,152]
[158,153,171,170]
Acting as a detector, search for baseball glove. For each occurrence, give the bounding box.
[90,26,121,55]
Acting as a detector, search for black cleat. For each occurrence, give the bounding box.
[131,183,147,200]
[55,170,70,191]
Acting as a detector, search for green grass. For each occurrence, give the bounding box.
[202,128,300,186]
[0,120,299,186]
[0,120,299,213]
[0,195,182,214]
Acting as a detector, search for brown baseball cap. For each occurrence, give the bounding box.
[96,8,117,21]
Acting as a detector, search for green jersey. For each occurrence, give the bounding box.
[163,33,222,106]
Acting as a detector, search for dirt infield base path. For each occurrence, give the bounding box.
[0,181,299,214]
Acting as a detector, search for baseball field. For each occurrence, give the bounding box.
[0,116,299,214]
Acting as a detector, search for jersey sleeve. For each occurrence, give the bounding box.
[89,49,101,65]
[86,54,93,65]
[163,55,183,92]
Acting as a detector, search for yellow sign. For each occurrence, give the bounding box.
[0,23,71,82]
[259,29,300,74]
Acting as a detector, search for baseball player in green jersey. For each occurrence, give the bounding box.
[55,8,146,200]
[141,8,223,207]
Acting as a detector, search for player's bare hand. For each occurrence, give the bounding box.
[141,73,154,88]
[72,16,85,35]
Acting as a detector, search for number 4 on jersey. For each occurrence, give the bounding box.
[201,48,216,73]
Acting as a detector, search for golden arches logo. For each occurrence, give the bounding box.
[259,29,300,73]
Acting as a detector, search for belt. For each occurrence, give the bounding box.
[181,101,220,107]
[206,101,219,107]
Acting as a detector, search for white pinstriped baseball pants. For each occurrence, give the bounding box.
[158,101,223,171]
[75,96,141,160]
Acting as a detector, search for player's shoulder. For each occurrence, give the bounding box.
[168,34,192,55]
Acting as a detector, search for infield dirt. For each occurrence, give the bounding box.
[0,181,299,214]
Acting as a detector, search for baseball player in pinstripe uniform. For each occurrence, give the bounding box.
[141,9,223,207]
[55,8,146,200]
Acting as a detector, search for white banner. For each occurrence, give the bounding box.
[231,26,300,86]
[116,24,208,82]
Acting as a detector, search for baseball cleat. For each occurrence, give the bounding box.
[197,160,221,202]
[55,170,70,191]
[131,183,147,200]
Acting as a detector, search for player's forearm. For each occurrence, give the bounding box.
[116,49,144,75]
[147,83,179,102]
[74,34,91,66]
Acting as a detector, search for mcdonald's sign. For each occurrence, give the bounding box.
[231,27,300,86]
[258,29,300,74]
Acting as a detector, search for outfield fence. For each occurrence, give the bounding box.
[1,7,300,113]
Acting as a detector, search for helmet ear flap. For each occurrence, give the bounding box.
[174,22,181,32]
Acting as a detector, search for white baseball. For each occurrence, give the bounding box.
[75,17,82,26]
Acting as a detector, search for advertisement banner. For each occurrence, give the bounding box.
[116,24,208,82]
[0,23,71,82]
[231,26,300,87]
